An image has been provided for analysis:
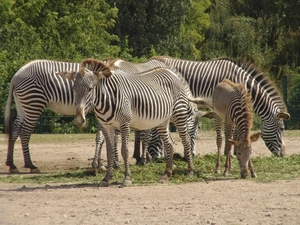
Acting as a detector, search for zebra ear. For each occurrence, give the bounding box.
[250,132,260,143]
[57,71,77,80]
[276,112,290,120]
[94,70,112,79]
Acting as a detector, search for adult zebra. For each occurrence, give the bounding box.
[4,60,112,173]
[59,58,195,187]
[108,58,202,161]
[151,56,290,156]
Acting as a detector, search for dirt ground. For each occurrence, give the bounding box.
[0,131,300,225]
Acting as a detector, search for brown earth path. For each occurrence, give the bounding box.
[0,131,299,225]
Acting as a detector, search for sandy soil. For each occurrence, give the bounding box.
[0,131,299,225]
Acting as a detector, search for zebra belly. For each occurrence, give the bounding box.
[47,102,76,115]
[129,117,170,130]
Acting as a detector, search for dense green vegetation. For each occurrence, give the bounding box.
[0,0,299,133]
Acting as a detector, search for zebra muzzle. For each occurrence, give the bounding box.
[240,168,249,179]
[75,108,86,127]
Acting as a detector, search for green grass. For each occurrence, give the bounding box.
[1,130,299,186]
[1,153,300,186]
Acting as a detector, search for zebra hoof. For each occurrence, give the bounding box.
[122,178,132,187]
[30,168,41,174]
[98,180,109,187]
[159,174,169,184]
[9,168,20,174]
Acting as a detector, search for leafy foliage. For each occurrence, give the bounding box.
[0,0,299,133]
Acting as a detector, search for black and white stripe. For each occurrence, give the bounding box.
[152,56,290,156]
[5,60,102,173]
[62,59,195,187]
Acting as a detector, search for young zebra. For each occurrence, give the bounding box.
[190,79,260,178]
[59,59,195,187]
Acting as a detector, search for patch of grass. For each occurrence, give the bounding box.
[1,154,299,186]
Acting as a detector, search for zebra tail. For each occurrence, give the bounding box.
[5,84,13,139]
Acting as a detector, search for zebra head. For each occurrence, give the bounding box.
[228,132,260,178]
[261,112,290,157]
[57,58,112,127]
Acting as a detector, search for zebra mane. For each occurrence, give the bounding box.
[153,56,287,113]
[80,58,114,77]
[150,55,173,62]
[215,57,287,112]
[100,57,121,65]
[225,79,253,142]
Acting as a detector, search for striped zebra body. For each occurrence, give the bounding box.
[111,59,202,160]
[152,56,290,156]
[59,59,194,187]
[5,60,110,173]
[111,59,168,163]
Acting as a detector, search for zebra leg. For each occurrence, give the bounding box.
[92,126,106,175]
[98,127,116,187]
[119,125,132,187]
[214,115,223,174]
[133,130,142,164]
[113,129,120,169]
[223,124,233,177]
[189,109,202,157]
[18,114,43,173]
[6,116,23,173]
[138,129,151,165]
[157,123,174,183]
[248,159,257,178]
[177,125,194,176]
[229,127,237,156]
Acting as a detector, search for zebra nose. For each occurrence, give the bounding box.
[280,145,286,157]
[75,108,86,127]
[240,169,248,179]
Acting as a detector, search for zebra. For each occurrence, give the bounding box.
[190,79,260,178]
[58,58,195,187]
[4,60,112,174]
[151,56,290,157]
[107,58,202,161]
